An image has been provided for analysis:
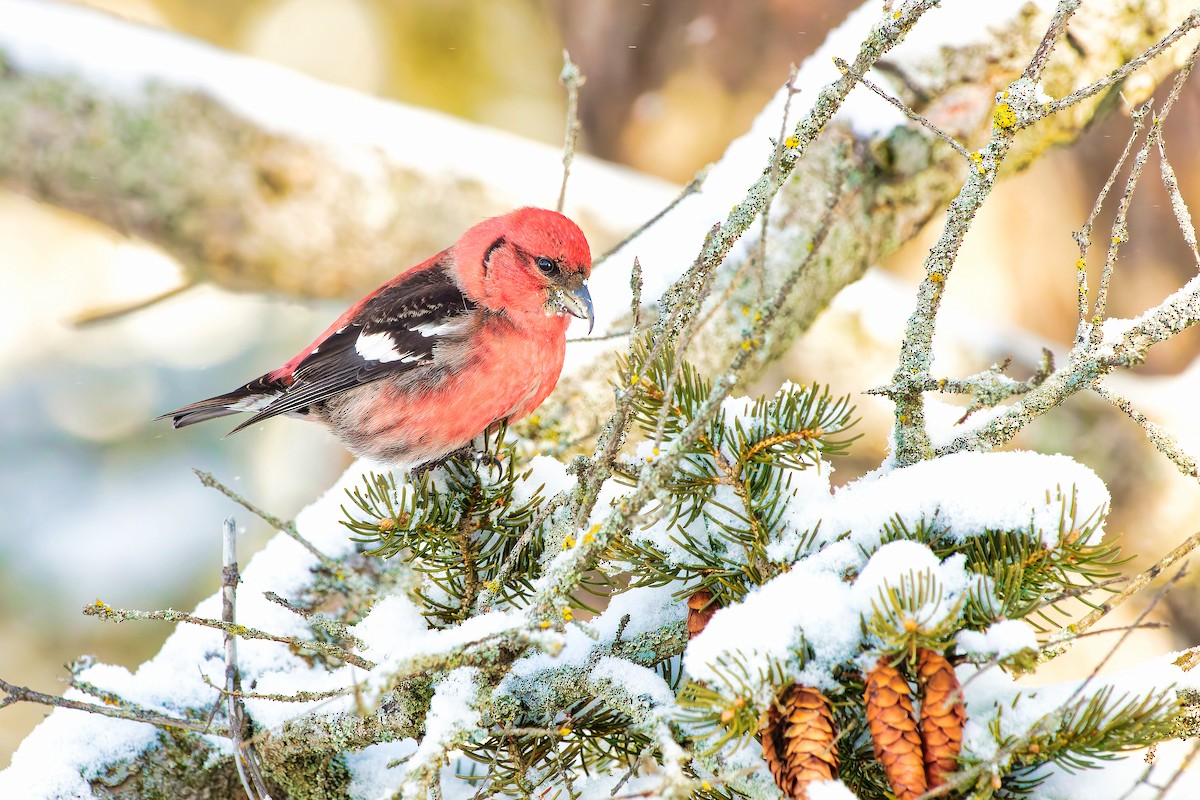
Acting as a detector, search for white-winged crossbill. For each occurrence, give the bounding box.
[163,207,593,465]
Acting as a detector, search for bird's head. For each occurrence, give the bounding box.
[455,207,594,333]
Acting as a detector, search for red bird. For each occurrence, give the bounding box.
[164,207,594,466]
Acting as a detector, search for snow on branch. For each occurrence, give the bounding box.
[0,0,676,298]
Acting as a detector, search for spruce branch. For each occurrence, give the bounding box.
[533,141,854,623]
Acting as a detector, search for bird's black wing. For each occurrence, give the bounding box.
[227,260,476,434]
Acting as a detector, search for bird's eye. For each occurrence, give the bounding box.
[535,257,557,276]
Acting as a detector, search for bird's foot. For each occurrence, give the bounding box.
[409,445,501,479]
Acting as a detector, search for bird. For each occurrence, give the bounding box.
[163,207,594,466]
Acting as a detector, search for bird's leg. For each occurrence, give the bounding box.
[408,443,491,479]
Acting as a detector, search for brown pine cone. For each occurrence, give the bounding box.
[687,589,718,639]
[917,648,966,789]
[864,658,927,800]
[761,685,838,799]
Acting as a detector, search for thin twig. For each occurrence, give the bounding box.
[759,66,803,297]
[83,599,374,671]
[1030,10,1200,125]
[1071,102,1150,347]
[0,676,226,736]
[556,51,585,213]
[263,591,366,649]
[200,671,354,704]
[1089,112,1159,342]
[1158,136,1200,271]
[1094,385,1200,479]
[593,168,708,270]
[630,256,643,338]
[70,280,196,327]
[837,57,971,160]
[1040,531,1200,662]
[193,469,334,567]
[222,518,272,800]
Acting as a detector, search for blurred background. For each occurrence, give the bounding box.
[3,0,1200,765]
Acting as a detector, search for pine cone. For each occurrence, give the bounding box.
[917,648,965,789]
[687,589,718,639]
[864,658,927,800]
[761,685,838,799]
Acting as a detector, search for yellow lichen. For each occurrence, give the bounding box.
[784,135,799,149]
[994,102,1017,129]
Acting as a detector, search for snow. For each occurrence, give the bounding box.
[958,619,1039,660]
[807,780,861,800]
[590,657,675,708]
[770,450,1112,569]
[498,585,683,713]
[346,740,418,800]
[849,541,974,635]
[685,540,978,695]
[358,598,524,699]
[0,460,381,795]
[411,667,481,766]
[684,560,860,693]
[521,454,576,499]
[0,699,159,799]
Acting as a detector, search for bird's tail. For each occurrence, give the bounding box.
[160,377,281,430]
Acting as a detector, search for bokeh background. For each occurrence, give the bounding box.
[3,0,1200,765]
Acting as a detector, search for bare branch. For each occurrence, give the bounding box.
[837,57,972,160]
[83,598,374,671]
[1041,531,1200,662]
[0,676,225,737]
[193,469,334,568]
